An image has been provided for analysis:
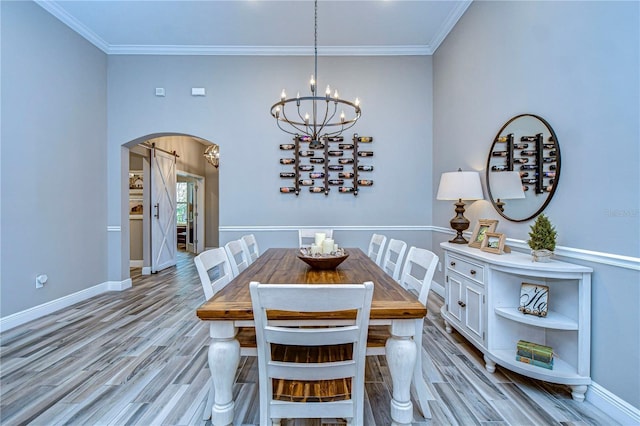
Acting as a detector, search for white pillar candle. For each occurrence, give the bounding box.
[310,243,320,255]
[322,238,334,254]
[334,243,339,252]
[314,233,326,246]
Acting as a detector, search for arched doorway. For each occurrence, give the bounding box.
[123,133,220,275]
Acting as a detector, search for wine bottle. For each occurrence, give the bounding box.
[549,164,557,170]
[357,179,373,186]
[309,172,325,179]
[523,185,530,191]
[513,158,529,164]
[298,179,314,186]
[547,150,557,156]
[325,136,344,142]
[521,136,538,142]
[513,143,528,149]
[339,172,354,179]
[338,187,355,193]
[328,165,344,171]
[542,157,555,163]
[491,165,508,171]
[328,151,344,157]
[520,172,529,178]
[522,178,537,184]
[358,165,374,171]
[548,179,555,185]
[338,158,354,164]
[543,143,555,149]
[356,136,373,142]
[280,172,295,178]
[297,135,311,142]
[495,135,509,142]
[280,187,296,193]
[298,165,314,171]
[299,150,314,157]
[520,150,536,156]
[492,151,509,157]
[310,157,325,164]
[280,158,295,165]
[358,151,374,157]
[328,179,344,185]
[339,144,354,150]
[309,187,326,193]
[543,171,556,178]
[279,144,295,150]
[520,164,537,170]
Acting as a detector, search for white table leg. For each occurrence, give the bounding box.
[209,322,240,426]
[386,319,417,426]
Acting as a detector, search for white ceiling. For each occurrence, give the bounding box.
[36,0,472,55]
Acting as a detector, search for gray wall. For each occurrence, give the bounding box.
[432,0,639,409]
[1,1,108,316]
[107,54,434,276]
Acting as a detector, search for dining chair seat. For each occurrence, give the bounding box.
[250,281,373,425]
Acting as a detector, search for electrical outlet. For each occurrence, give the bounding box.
[35,274,48,289]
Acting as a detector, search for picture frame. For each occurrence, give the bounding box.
[518,282,549,317]
[468,219,498,248]
[481,232,506,254]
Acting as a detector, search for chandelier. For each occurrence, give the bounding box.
[270,0,361,148]
[204,144,220,168]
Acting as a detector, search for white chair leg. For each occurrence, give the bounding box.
[203,377,214,420]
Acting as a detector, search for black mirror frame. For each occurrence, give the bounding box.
[486,114,561,222]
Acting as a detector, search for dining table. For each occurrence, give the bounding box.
[196,247,427,426]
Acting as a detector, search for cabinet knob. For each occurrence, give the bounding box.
[450,261,456,267]
[470,270,476,275]
[458,300,466,308]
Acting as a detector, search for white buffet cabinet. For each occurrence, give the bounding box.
[440,242,593,401]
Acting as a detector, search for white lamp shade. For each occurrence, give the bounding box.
[490,171,525,200]
[436,170,484,201]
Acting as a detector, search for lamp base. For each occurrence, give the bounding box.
[449,199,470,244]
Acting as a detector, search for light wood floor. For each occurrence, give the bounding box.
[1,251,617,425]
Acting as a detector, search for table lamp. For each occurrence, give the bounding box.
[490,171,525,212]
[437,169,484,244]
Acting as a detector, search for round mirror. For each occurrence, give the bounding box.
[486,114,560,222]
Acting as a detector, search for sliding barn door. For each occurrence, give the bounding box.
[150,148,177,272]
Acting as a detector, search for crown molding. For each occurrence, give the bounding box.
[429,0,473,53]
[35,0,110,53]
[107,44,433,56]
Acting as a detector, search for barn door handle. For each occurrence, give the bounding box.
[154,203,160,219]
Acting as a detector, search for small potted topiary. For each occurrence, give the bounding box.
[527,213,557,262]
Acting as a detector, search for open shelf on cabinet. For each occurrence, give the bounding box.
[494,307,578,330]
[490,349,590,384]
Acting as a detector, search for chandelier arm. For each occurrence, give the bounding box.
[280,105,310,135]
[314,99,335,136]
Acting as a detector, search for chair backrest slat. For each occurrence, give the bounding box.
[367,233,387,266]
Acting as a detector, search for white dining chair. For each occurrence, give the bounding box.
[224,239,250,277]
[193,248,257,420]
[367,233,387,266]
[298,228,333,248]
[241,234,260,264]
[381,238,408,281]
[366,246,438,419]
[250,281,374,425]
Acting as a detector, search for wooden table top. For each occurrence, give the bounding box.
[196,248,427,321]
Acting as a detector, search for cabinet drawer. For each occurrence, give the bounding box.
[447,255,484,284]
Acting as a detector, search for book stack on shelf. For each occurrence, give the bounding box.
[516,340,554,370]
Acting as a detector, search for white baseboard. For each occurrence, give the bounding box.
[141,267,151,275]
[129,260,143,268]
[587,382,640,425]
[0,278,132,332]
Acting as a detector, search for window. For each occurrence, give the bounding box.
[176,182,188,225]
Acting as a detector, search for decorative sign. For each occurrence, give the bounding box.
[518,282,549,317]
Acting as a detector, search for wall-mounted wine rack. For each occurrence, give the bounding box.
[489,132,558,194]
[279,133,374,196]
